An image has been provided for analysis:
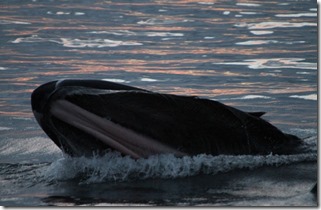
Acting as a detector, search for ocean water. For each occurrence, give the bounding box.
[0,0,318,206]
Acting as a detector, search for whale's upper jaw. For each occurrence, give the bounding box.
[31,79,186,158]
[31,81,56,123]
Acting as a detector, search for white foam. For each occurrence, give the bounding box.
[250,30,274,35]
[145,32,184,37]
[0,67,8,70]
[216,58,317,70]
[290,94,317,101]
[43,152,316,183]
[236,3,261,7]
[11,35,58,44]
[140,78,158,82]
[0,20,31,25]
[74,12,85,16]
[239,12,257,15]
[102,79,130,83]
[233,95,271,100]
[235,40,278,45]
[223,11,230,15]
[236,40,305,45]
[89,30,136,36]
[11,35,142,48]
[0,126,12,131]
[235,22,317,29]
[47,11,84,15]
[198,2,215,5]
[60,38,142,48]
[296,71,311,75]
[56,11,70,15]
[89,30,184,37]
[161,38,173,41]
[137,18,192,25]
[276,13,317,17]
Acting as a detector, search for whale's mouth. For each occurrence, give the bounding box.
[31,79,186,158]
[32,79,303,158]
[50,99,185,159]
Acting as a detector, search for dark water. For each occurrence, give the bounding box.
[0,0,318,206]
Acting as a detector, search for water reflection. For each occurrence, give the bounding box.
[216,58,317,70]
[0,0,317,129]
[235,21,317,29]
[0,3,318,206]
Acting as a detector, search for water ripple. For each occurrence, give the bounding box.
[235,21,317,29]
[11,35,142,48]
[216,58,317,70]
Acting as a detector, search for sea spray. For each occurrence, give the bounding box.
[42,152,317,184]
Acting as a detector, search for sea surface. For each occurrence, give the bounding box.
[0,0,318,207]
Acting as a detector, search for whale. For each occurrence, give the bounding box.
[31,79,302,159]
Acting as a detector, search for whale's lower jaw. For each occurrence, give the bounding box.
[49,99,186,159]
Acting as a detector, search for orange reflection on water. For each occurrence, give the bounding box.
[0,111,33,118]
[15,77,37,82]
[162,86,252,97]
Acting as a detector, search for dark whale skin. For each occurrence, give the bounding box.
[31,79,302,158]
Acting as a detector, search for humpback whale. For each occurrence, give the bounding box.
[31,79,302,159]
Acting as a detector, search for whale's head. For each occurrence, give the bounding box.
[32,79,303,158]
[31,80,108,157]
[31,79,186,158]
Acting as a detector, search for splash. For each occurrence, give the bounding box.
[43,151,316,184]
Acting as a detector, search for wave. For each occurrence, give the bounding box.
[290,94,317,101]
[215,58,317,70]
[11,35,142,48]
[42,151,317,184]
